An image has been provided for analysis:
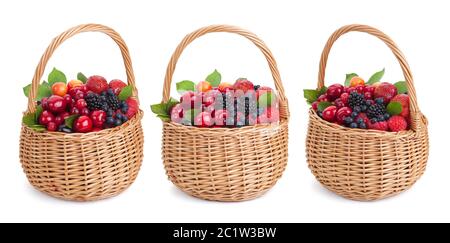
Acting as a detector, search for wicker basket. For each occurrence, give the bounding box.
[306,24,429,201]
[19,24,144,201]
[161,25,289,202]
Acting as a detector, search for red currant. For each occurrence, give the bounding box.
[75,90,85,100]
[81,108,90,116]
[364,92,373,100]
[70,107,80,115]
[75,99,87,110]
[39,110,55,125]
[317,94,328,102]
[46,122,57,132]
[312,101,319,111]
[355,85,365,94]
[41,97,49,110]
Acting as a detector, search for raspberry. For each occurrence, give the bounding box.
[387,115,408,132]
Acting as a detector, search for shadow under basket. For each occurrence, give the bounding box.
[160,25,290,202]
[306,24,429,201]
[19,24,144,201]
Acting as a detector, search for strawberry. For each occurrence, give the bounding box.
[125,97,139,119]
[86,75,108,94]
[374,82,397,103]
[390,94,410,118]
[109,79,127,95]
[368,120,389,131]
[233,78,254,92]
[387,115,408,132]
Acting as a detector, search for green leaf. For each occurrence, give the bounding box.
[65,114,79,129]
[118,85,133,101]
[367,68,385,85]
[303,89,319,103]
[35,105,43,122]
[394,81,408,94]
[77,72,88,83]
[29,125,46,132]
[258,92,275,108]
[166,97,180,114]
[23,84,31,97]
[157,115,171,122]
[22,113,37,126]
[317,101,332,112]
[176,80,195,94]
[345,73,358,86]
[151,103,168,116]
[318,86,328,95]
[387,101,403,115]
[205,69,221,87]
[48,68,67,85]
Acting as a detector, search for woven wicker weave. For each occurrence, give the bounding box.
[19,24,144,201]
[161,25,289,202]
[306,24,429,201]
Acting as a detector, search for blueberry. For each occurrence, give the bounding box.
[350,123,358,128]
[106,117,115,125]
[376,98,384,104]
[354,106,361,113]
[357,118,364,124]
[351,112,358,118]
[86,93,94,99]
[116,113,123,120]
[384,113,391,120]
[107,109,114,117]
[361,105,368,111]
[101,91,107,97]
[121,115,128,122]
[121,106,129,113]
[359,123,367,129]
[371,118,378,123]
[114,119,123,127]
[344,117,353,124]
[378,115,385,121]
[107,89,115,96]
[121,101,127,108]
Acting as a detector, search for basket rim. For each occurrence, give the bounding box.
[21,110,143,139]
[308,109,426,138]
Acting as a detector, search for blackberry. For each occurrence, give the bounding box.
[105,89,120,110]
[348,92,366,109]
[86,93,108,111]
[367,103,386,119]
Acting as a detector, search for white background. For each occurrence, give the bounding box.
[0,0,448,223]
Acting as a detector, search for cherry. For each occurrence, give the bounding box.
[312,101,319,111]
[47,122,57,132]
[90,110,106,128]
[63,94,73,108]
[340,93,349,105]
[41,97,49,110]
[317,94,328,102]
[75,90,85,100]
[81,108,90,116]
[55,112,70,126]
[194,111,213,127]
[39,110,55,125]
[214,109,230,126]
[47,95,67,113]
[74,115,93,133]
[326,84,344,101]
[334,98,345,109]
[80,85,88,93]
[70,107,80,115]
[75,99,87,110]
[364,85,376,94]
[355,85,365,94]
[68,87,82,98]
[336,107,353,124]
[322,106,337,122]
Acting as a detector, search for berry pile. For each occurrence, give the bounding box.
[304,69,410,132]
[22,68,138,133]
[152,70,279,127]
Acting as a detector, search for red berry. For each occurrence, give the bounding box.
[75,90,85,100]
[81,108,90,116]
[322,106,337,122]
[203,90,219,106]
[75,99,87,110]
[326,84,344,101]
[336,107,352,124]
[356,113,370,125]
[39,110,55,125]
[109,79,127,95]
[317,94,328,102]
[390,94,410,118]
[63,94,73,108]
[233,78,254,92]
[374,82,398,103]
[55,112,70,126]
[312,101,319,111]
[334,98,345,109]
[70,107,80,115]
[214,109,230,126]
[74,115,93,133]
[90,110,107,128]
[343,87,350,93]
[125,98,139,119]
[41,97,49,110]
[47,95,67,113]
[340,93,349,105]
[364,92,373,100]
[194,111,213,127]
[364,85,376,94]
[92,127,102,132]
[80,85,88,93]
[68,87,81,98]
[355,85,365,94]
[368,121,389,131]
[46,122,57,132]
[387,115,408,132]
[86,75,108,94]
[170,104,184,124]
[347,87,356,94]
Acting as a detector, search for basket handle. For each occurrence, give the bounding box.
[163,25,289,119]
[318,24,421,129]
[27,23,138,113]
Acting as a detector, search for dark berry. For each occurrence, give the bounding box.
[62,127,72,133]
[344,117,353,124]
[354,106,361,113]
[351,112,358,118]
[361,105,368,111]
[384,113,391,120]
[350,123,358,128]
[356,118,364,124]
[375,98,384,104]
[348,92,366,109]
[366,100,373,106]
[367,103,387,119]
[359,123,367,129]
[106,117,115,125]
[371,118,378,123]
[107,109,114,117]
[114,119,122,127]
[254,85,261,91]
[121,116,128,123]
